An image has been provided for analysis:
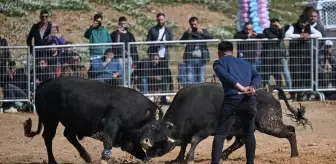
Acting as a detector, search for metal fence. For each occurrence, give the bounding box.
[227,38,314,92]
[2,38,336,113]
[31,43,125,112]
[316,38,336,93]
[128,39,221,101]
[0,46,31,113]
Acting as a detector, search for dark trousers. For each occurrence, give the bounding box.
[2,84,28,108]
[211,96,257,164]
[261,58,283,87]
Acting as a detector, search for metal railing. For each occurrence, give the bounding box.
[0,46,31,112]
[1,38,336,113]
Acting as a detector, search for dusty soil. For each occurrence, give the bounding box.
[0,101,336,164]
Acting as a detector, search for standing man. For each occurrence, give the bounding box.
[84,13,111,59]
[110,16,138,83]
[211,41,261,164]
[146,12,174,65]
[26,9,52,54]
[146,12,174,104]
[180,16,213,85]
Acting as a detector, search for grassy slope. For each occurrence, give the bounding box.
[0,0,307,45]
[0,0,308,93]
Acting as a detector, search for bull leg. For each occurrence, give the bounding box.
[260,125,298,157]
[63,128,92,163]
[185,135,206,164]
[170,142,188,163]
[101,119,120,163]
[42,121,59,164]
[221,137,245,160]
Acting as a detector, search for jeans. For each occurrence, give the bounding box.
[140,78,149,94]
[117,57,133,86]
[211,96,257,164]
[186,59,206,85]
[282,57,292,89]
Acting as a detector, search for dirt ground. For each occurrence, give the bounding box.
[0,101,336,164]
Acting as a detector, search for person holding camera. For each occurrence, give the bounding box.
[110,16,138,81]
[180,16,213,85]
[84,13,111,58]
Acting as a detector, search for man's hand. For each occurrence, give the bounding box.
[187,28,192,33]
[247,86,256,96]
[251,32,257,37]
[113,73,119,78]
[197,28,203,34]
[273,22,282,29]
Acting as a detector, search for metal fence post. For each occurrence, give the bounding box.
[27,46,31,111]
[315,38,319,92]
[122,43,126,87]
[311,39,315,91]
[127,43,132,88]
[32,46,36,114]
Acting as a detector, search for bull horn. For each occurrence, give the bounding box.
[166,122,175,129]
[265,84,269,92]
[167,136,176,143]
[155,109,160,120]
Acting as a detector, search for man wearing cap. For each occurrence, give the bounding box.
[211,41,261,164]
[318,40,335,89]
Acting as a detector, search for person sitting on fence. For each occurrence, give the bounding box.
[32,58,56,86]
[90,48,123,86]
[61,53,88,78]
[318,40,336,89]
[1,61,28,113]
[41,23,66,45]
[147,53,172,104]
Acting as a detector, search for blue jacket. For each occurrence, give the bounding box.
[213,55,261,98]
[91,57,123,80]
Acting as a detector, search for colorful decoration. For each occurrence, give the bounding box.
[237,0,270,33]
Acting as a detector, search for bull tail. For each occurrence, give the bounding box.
[275,88,313,130]
[24,118,42,138]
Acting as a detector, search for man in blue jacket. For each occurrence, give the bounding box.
[211,41,262,164]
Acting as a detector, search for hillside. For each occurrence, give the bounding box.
[0,0,308,46]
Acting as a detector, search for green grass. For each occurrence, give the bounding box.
[0,0,91,16]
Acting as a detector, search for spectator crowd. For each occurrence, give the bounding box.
[0,6,335,113]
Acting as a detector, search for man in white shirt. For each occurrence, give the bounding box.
[285,14,322,101]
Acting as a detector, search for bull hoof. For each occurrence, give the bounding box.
[100,159,108,164]
[186,161,194,164]
[221,154,229,160]
[169,159,184,164]
[81,152,93,163]
[291,153,299,158]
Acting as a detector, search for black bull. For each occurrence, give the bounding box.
[141,82,312,163]
[23,77,177,164]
